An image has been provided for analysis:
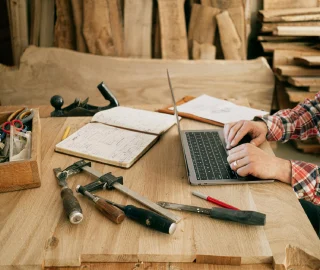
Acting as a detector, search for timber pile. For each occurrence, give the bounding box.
[259,0,320,153]
[6,0,250,65]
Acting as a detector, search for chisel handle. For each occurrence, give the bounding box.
[61,187,83,224]
[124,205,177,234]
[94,198,125,224]
[210,208,266,226]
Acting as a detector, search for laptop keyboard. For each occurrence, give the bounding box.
[186,131,238,180]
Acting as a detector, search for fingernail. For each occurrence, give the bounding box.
[251,141,256,146]
[230,141,235,146]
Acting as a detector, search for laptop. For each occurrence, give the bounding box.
[167,70,273,185]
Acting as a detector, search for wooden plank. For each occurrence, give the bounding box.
[294,56,320,66]
[261,42,315,53]
[263,0,320,10]
[216,10,242,60]
[7,0,29,66]
[192,41,216,60]
[54,0,76,50]
[262,21,320,33]
[0,46,275,112]
[273,26,320,36]
[285,87,317,102]
[29,0,41,45]
[39,0,55,47]
[259,7,320,22]
[124,0,152,58]
[71,0,88,52]
[83,0,124,56]
[201,0,242,9]
[309,86,320,92]
[188,4,220,58]
[288,76,320,87]
[157,0,188,59]
[273,49,320,68]
[257,35,316,42]
[275,65,320,77]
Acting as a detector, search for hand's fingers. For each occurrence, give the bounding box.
[227,150,246,164]
[227,121,244,149]
[250,134,266,147]
[230,123,251,148]
[235,163,252,177]
[223,122,237,143]
[230,156,250,171]
[227,143,246,155]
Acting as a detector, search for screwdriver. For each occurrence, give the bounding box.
[103,198,177,235]
[76,185,125,224]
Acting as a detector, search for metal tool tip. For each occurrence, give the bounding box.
[75,185,81,193]
[156,201,167,207]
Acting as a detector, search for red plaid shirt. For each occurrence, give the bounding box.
[260,92,320,205]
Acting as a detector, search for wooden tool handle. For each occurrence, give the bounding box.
[95,199,125,224]
[61,188,83,224]
[210,208,266,226]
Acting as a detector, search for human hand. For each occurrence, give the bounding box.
[227,143,291,183]
[224,120,268,150]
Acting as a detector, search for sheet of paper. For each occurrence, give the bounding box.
[55,123,157,167]
[171,94,267,124]
[92,107,177,135]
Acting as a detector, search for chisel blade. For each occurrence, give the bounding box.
[157,201,211,216]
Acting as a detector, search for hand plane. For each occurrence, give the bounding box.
[50,82,119,117]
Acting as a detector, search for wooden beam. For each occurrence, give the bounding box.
[273,26,320,36]
[258,36,316,42]
[285,87,317,102]
[288,76,320,87]
[192,40,216,60]
[261,42,315,53]
[188,4,220,57]
[275,65,320,77]
[262,21,320,33]
[216,10,242,60]
[54,0,76,50]
[263,0,320,10]
[29,0,41,46]
[259,7,320,22]
[39,0,54,47]
[71,0,88,52]
[157,0,188,59]
[124,0,153,58]
[273,49,320,68]
[294,56,320,66]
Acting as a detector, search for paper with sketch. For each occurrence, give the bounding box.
[92,107,177,135]
[55,123,158,168]
[171,94,267,124]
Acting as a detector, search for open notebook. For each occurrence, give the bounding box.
[55,107,177,168]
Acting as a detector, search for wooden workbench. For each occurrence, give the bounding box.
[0,105,319,270]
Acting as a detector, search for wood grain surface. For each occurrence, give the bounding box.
[0,46,274,112]
[0,106,319,269]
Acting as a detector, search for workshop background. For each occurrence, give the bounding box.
[0,0,320,158]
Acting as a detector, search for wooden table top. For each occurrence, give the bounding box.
[0,106,319,270]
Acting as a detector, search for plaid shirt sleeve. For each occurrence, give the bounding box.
[255,92,320,204]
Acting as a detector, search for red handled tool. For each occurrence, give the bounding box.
[192,191,240,210]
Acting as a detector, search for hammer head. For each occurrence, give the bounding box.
[82,172,123,192]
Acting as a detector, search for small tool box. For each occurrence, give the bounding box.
[0,109,41,192]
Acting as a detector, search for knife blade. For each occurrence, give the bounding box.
[157,201,266,226]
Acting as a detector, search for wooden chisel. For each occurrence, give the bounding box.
[157,202,266,226]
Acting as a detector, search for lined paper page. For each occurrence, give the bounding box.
[55,123,157,168]
[171,95,267,124]
[92,107,177,135]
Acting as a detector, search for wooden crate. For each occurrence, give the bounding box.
[0,109,41,192]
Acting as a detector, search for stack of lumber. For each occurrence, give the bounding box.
[6,0,251,65]
[273,51,320,153]
[258,1,320,154]
[258,1,320,65]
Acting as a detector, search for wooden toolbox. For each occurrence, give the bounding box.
[0,109,41,192]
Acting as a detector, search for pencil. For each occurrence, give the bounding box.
[192,191,240,210]
[61,126,71,141]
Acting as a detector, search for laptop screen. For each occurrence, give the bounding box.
[167,70,183,138]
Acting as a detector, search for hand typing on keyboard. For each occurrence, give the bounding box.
[223,120,268,150]
[226,143,291,183]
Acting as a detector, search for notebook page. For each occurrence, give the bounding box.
[171,94,267,124]
[55,123,157,168]
[92,107,177,135]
